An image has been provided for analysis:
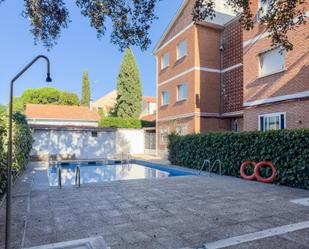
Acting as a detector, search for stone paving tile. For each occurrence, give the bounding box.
[0,162,309,249]
[280,228,309,245]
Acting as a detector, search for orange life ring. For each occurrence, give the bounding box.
[254,161,276,183]
[240,161,256,180]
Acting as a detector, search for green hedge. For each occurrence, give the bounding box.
[0,113,33,195]
[168,129,309,189]
[99,117,142,128]
[141,120,156,128]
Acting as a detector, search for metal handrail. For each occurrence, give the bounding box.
[208,159,222,177]
[198,160,211,175]
[75,165,81,187]
[127,153,133,165]
[57,167,62,189]
[198,159,222,176]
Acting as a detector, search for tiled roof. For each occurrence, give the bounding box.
[25,104,100,121]
[143,96,157,103]
[140,114,156,122]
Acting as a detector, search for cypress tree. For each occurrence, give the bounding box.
[115,48,142,118]
[81,70,91,106]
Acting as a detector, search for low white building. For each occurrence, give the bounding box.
[25,104,146,160]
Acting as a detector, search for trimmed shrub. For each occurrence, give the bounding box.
[141,120,156,128]
[0,113,33,195]
[168,129,309,189]
[99,117,142,129]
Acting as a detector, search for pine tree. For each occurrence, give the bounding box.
[81,70,91,106]
[115,48,142,118]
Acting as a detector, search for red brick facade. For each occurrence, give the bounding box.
[243,0,309,131]
[154,0,308,155]
[154,0,244,155]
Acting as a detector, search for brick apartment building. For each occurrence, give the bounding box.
[153,0,244,155]
[154,0,309,155]
[243,1,309,131]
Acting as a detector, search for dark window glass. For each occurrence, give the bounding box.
[260,116,264,131]
[280,114,285,129]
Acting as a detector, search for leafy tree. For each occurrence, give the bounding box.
[193,0,307,51]
[115,48,142,119]
[81,71,91,106]
[0,104,6,116]
[11,97,25,113]
[12,87,80,112]
[0,0,305,51]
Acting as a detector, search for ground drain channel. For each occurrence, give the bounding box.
[23,237,109,249]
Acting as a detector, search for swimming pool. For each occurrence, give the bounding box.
[48,161,194,187]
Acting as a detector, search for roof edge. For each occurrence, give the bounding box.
[152,0,189,54]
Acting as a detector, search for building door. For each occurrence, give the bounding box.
[145,130,156,155]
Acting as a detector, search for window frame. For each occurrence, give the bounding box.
[161,53,170,70]
[176,83,188,102]
[176,40,188,60]
[176,124,188,136]
[161,91,170,106]
[160,127,170,145]
[258,112,286,131]
[91,131,98,137]
[258,47,285,78]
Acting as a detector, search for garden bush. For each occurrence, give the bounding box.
[99,117,142,129]
[141,120,156,128]
[168,129,309,189]
[0,113,33,195]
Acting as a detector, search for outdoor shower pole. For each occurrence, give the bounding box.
[5,55,52,249]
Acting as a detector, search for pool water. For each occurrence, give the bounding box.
[48,162,193,187]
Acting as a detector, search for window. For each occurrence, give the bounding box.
[259,47,285,77]
[177,40,187,60]
[257,0,269,19]
[176,124,188,136]
[177,83,187,101]
[161,91,170,106]
[259,113,286,131]
[231,119,240,132]
[91,131,98,137]
[161,53,170,69]
[160,127,169,144]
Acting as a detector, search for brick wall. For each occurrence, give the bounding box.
[243,0,309,130]
[160,0,195,45]
[221,18,244,114]
[244,99,309,131]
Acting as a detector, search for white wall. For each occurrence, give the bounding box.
[31,128,145,159]
[116,129,145,155]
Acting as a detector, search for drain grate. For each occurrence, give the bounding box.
[23,237,109,249]
[290,198,309,207]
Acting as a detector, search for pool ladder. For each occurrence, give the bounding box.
[75,165,81,187]
[198,159,222,176]
[57,165,81,189]
[121,153,133,165]
[57,167,62,189]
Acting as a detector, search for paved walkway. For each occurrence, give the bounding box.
[0,162,308,249]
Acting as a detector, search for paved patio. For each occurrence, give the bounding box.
[0,161,308,249]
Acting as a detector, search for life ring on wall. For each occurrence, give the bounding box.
[254,161,276,183]
[240,161,256,180]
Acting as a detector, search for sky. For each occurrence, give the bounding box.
[0,0,183,105]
